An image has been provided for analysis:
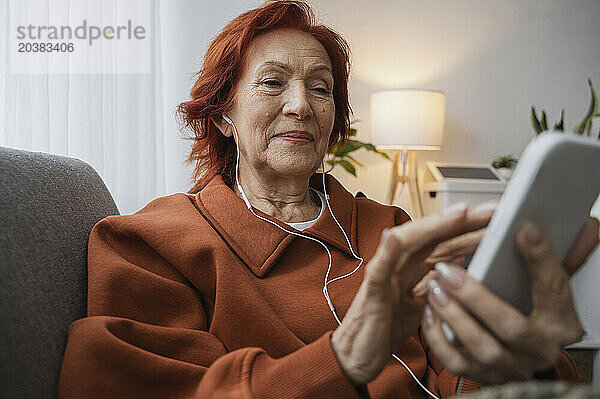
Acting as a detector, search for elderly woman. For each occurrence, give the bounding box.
[58,1,599,398]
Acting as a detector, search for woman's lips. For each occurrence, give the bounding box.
[275,130,314,144]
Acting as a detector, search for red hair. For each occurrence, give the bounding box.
[176,0,352,193]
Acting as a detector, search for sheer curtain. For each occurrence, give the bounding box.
[1,0,167,215]
[1,0,263,214]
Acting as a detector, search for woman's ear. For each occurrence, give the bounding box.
[211,115,234,137]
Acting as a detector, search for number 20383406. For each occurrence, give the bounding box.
[18,42,74,52]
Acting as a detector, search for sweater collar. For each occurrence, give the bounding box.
[192,173,359,277]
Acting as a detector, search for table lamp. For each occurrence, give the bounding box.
[370,89,445,217]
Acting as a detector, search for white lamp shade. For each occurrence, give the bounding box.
[370,89,445,150]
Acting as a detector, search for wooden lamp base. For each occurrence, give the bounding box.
[386,150,424,218]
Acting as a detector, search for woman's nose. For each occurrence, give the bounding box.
[282,83,313,120]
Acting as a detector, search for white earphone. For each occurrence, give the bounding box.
[221,114,440,399]
[221,114,234,126]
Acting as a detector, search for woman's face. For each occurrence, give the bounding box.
[220,28,336,179]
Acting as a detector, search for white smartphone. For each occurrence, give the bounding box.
[442,132,600,345]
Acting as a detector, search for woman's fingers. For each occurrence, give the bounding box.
[426,229,486,265]
[426,201,496,264]
[426,280,514,366]
[413,270,437,298]
[421,306,471,377]
[516,222,585,346]
[433,263,543,353]
[367,205,468,288]
[516,222,567,307]
[434,265,557,369]
[563,217,600,277]
[366,229,399,286]
[387,201,495,256]
[421,305,531,384]
[373,203,495,287]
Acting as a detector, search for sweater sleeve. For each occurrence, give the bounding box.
[57,218,363,399]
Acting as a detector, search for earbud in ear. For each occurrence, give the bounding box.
[221,114,237,140]
[222,114,233,126]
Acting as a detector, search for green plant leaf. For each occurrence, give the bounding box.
[326,157,359,176]
[377,150,390,160]
[553,109,565,131]
[328,142,341,156]
[326,119,392,164]
[540,110,548,131]
[360,143,390,160]
[336,140,390,160]
[360,143,377,152]
[343,154,364,167]
[530,106,543,134]
[337,140,364,156]
[337,159,357,176]
[491,154,517,169]
[586,118,593,136]
[574,78,598,134]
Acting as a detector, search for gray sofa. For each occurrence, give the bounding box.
[0,146,119,398]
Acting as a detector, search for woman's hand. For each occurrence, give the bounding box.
[425,201,497,268]
[421,218,599,385]
[330,203,495,385]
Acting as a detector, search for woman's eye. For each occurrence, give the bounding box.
[313,87,330,94]
[263,80,282,87]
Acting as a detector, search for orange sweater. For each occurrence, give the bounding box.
[57,173,576,398]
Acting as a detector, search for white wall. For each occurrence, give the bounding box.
[304,0,600,204]
[304,0,600,383]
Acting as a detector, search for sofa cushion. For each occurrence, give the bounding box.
[0,146,119,398]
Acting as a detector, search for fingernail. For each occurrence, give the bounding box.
[413,279,428,296]
[473,200,497,214]
[435,262,465,289]
[427,279,449,306]
[522,221,541,244]
[444,202,467,216]
[423,305,435,327]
